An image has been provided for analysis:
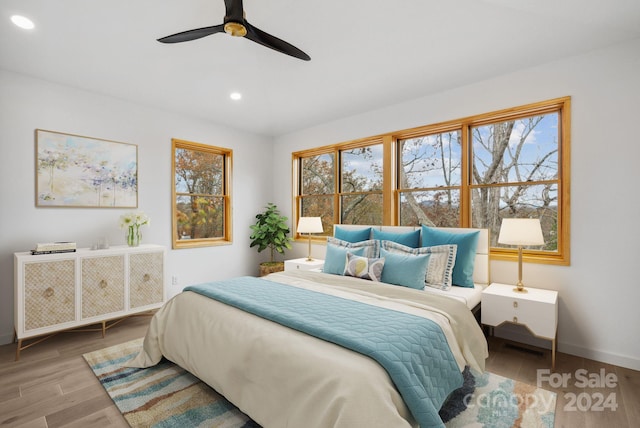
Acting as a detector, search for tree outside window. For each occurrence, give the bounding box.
[341,144,383,225]
[299,152,335,235]
[471,114,560,251]
[398,131,462,228]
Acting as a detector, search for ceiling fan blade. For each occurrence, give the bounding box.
[223,0,244,23]
[158,24,225,43]
[245,22,310,61]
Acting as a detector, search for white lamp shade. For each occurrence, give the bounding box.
[498,218,544,246]
[297,217,323,234]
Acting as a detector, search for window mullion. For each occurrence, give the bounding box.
[383,135,395,225]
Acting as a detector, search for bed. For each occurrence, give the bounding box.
[128,226,490,428]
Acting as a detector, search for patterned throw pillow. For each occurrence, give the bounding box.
[326,237,380,258]
[421,226,479,288]
[381,240,457,290]
[343,252,385,282]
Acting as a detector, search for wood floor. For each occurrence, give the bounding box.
[0,317,638,427]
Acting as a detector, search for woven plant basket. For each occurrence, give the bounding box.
[259,262,284,277]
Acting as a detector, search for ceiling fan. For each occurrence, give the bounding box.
[157,0,310,61]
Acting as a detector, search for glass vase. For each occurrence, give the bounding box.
[126,225,141,247]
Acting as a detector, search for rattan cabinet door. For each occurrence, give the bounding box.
[81,255,125,319]
[23,259,76,331]
[129,251,164,309]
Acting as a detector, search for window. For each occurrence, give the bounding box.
[470,112,562,257]
[296,140,384,235]
[341,143,384,225]
[299,151,335,234]
[172,139,232,249]
[294,97,570,264]
[398,130,462,228]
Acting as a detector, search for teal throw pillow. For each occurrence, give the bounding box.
[323,244,366,275]
[334,226,372,243]
[421,226,480,288]
[372,229,421,248]
[381,240,457,290]
[379,248,430,290]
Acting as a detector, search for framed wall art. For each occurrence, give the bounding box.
[36,129,138,208]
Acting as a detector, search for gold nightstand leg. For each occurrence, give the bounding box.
[551,337,556,370]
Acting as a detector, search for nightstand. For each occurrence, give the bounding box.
[284,258,324,272]
[481,283,558,369]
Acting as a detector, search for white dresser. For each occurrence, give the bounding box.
[481,282,558,368]
[14,244,165,360]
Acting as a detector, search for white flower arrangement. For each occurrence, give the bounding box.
[120,211,150,229]
[120,211,150,246]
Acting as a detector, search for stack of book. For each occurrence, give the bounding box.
[31,242,77,255]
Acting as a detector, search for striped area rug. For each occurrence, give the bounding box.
[84,338,556,428]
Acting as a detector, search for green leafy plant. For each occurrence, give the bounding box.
[249,203,292,264]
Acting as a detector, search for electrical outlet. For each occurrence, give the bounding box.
[171,275,178,286]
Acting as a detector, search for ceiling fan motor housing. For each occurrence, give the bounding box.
[224,21,247,37]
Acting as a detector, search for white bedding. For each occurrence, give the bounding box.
[422,283,486,309]
[129,270,488,428]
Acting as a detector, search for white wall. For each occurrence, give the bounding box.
[273,38,640,370]
[0,70,275,344]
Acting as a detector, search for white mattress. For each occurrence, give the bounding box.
[422,283,486,309]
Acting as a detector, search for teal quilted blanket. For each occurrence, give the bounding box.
[185,276,462,428]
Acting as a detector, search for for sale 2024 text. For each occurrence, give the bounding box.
[538,368,618,412]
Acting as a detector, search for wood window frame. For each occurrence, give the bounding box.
[293,97,570,265]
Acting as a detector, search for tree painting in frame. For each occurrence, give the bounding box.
[36,129,138,208]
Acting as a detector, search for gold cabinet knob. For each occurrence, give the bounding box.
[99,279,108,288]
[44,287,54,298]
[143,274,150,282]
[513,316,518,323]
[513,301,518,308]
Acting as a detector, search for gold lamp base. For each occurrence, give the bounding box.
[513,246,528,293]
[305,234,314,261]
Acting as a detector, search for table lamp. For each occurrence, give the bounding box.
[296,217,323,261]
[498,218,544,293]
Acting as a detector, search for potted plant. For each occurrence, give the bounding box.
[249,203,292,276]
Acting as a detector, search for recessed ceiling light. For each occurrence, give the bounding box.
[230,92,242,101]
[11,15,35,30]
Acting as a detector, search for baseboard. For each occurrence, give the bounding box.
[558,341,640,371]
[492,325,640,371]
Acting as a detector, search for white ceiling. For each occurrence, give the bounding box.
[2,0,640,137]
